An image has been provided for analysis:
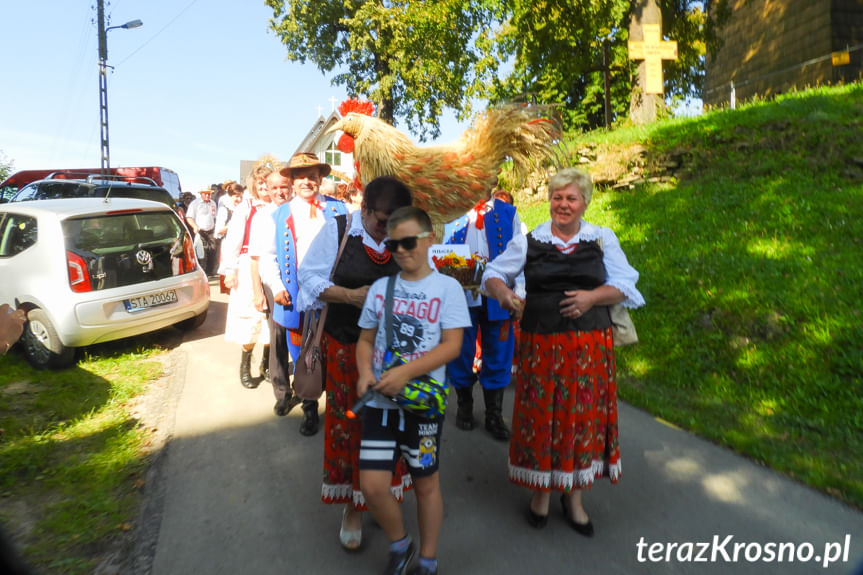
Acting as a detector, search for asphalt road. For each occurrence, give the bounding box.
[140,286,863,575]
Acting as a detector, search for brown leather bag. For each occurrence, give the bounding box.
[292,213,353,399]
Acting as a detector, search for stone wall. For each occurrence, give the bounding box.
[704,0,863,107]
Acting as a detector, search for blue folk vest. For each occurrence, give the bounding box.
[272,196,346,329]
[444,199,516,321]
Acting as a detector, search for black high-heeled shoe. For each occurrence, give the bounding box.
[527,505,548,529]
[560,494,594,537]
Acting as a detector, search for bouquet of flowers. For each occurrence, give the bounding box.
[432,252,487,290]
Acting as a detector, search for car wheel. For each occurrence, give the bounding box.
[22,309,76,369]
[175,309,207,331]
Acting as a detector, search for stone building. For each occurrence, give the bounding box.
[704,0,863,107]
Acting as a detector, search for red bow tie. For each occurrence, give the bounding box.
[307,198,323,218]
[473,201,488,230]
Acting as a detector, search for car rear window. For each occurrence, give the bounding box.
[63,211,193,290]
[13,182,177,210]
[96,186,176,209]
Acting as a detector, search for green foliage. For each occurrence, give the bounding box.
[265,1,730,138]
[486,0,632,129]
[520,83,863,507]
[266,0,497,140]
[0,150,13,182]
[485,0,729,131]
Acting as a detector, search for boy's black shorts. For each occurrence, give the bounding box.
[359,406,444,478]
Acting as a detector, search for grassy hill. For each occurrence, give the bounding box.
[518,82,863,508]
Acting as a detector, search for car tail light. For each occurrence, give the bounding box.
[67,250,93,292]
[182,233,197,274]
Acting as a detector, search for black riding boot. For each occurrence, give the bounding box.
[299,400,320,436]
[240,349,257,389]
[483,387,510,441]
[455,385,476,430]
[260,346,270,381]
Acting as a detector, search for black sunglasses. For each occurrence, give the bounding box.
[384,231,431,253]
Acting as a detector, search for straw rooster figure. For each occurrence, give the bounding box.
[330,100,562,224]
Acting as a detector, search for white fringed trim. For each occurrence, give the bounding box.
[509,459,622,489]
[322,474,413,507]
[322,483,353,502]
[508,465,551,489]
[530,220,603,245]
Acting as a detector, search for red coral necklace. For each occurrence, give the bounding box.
[365,244,391,264]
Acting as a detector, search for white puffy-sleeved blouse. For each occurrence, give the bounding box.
[296,212,389,312]
[481,220,645,308]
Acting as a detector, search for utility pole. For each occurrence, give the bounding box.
[97,0,110,179]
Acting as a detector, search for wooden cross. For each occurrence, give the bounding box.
[329,96,337,112]
[628,23,677,94]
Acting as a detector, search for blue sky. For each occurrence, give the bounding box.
[0,1,472,193]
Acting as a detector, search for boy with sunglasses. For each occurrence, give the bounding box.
[356,207,471,575]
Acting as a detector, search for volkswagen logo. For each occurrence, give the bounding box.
[136,250,152,265]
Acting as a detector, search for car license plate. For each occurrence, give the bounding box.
[124,290,178,312]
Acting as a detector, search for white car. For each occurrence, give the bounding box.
[0,198,210,368]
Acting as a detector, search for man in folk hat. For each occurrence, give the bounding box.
[254,152,347,435]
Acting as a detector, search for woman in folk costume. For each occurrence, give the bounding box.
[483,168,644,536]
[297,176,413,551]
[219,160,276,388]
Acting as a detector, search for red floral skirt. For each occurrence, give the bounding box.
[508,327,621,491]
[321,333,412,509]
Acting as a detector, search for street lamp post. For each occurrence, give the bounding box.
[96,0,142,179]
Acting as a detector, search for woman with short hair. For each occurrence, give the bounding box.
[483,167,644,536]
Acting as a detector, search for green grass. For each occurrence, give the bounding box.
[2,83,862,573]
[519,82,863,507]
[0,340,166,574]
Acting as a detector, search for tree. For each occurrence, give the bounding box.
[266,0,498,140]
[266,1,730,137]
[482,0,731,131]
[0,151,13,183]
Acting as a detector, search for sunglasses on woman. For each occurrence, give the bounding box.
[383,231,431,253]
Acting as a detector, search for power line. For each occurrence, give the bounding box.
[114,0,201,66]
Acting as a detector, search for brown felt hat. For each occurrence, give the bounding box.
[279,152,332,178]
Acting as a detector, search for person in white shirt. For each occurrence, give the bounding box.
[185,189,218,275]
[252,152,346,435]
[297,176,413,551]
[442,192,525,441]
[356,206,471,575]
[218,165,274,389]
[482,168,644,536]
[215,182,243,240]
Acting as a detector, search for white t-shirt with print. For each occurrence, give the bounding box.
[358,270,471,407]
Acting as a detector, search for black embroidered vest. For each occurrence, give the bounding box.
[520,236,612,334]
[325,217,401,343]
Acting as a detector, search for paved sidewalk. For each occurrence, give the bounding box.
[148,286,863,574]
